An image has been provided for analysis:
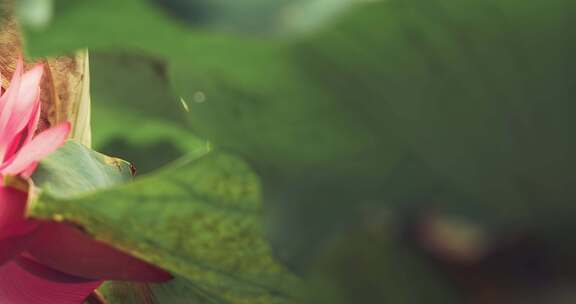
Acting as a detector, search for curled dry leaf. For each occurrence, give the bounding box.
[41,51,92,148]
[0,9,92,147]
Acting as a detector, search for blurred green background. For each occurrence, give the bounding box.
[14,0,576,303]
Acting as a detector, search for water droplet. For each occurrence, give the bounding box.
[193,91,206,103]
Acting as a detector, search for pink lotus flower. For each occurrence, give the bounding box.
[0,59,170,303]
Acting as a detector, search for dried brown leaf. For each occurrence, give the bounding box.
[0,7,91,146]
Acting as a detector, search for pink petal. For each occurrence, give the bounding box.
[0,59,24,159]
[16,64,44,117]
[1,65,43,145]
[0,186,39,265]
[0,257,100,304]
[3,131,24,163]
[0,185,27,231]
[28,222,172,282]
[0,227,38,266]
[0,122,71,176]
[2,93,42,163]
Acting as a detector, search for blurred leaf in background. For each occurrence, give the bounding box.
[90,51,208,173]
